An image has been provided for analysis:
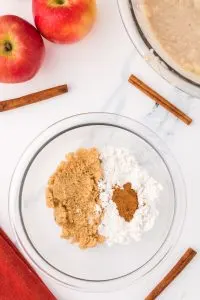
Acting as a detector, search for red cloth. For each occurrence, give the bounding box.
[0,228,56,300]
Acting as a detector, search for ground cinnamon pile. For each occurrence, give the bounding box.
[46,148,105,249]
[112,183,138,222]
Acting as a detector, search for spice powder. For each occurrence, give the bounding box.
[112,183,138,222]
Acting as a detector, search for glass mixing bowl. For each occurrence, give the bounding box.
[118,0,200,98]
[9,113,186,292]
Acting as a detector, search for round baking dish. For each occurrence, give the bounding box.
[118,0,200,98]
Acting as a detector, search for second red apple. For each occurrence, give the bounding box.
[32,0,97,44]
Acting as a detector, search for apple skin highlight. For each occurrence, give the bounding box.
[0,15,45,84]
[33,0,96,44]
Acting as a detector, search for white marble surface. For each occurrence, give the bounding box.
[1,0,200,299]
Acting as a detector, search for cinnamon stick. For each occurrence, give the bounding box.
[0,84,68,112]
[128,74,192,125]
[145,248,197,300]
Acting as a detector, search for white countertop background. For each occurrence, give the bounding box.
[1,1,200,299]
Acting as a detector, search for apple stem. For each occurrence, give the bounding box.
[56,0,65,5]
[4,41,12,52]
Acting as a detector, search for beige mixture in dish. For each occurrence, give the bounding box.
[144,0,200,76]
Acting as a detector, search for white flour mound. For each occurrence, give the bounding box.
[98,147,163,246]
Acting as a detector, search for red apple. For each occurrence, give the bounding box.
[33,0,96,44]
[0,15,45,83]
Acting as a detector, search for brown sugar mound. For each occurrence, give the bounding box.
[46,148,105,249]
[112,183,138,222]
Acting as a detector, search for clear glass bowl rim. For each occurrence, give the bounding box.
[8,112,187,292]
